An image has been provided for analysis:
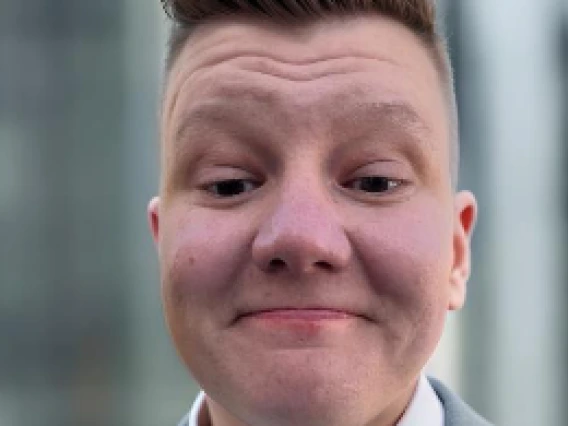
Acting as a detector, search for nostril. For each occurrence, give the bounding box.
[266,258,334,272]
[268,258,286,270]
[314,261,333,271]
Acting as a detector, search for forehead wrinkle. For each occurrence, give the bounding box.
[162,13,445,132]
[228,54,401,83]
[163,22,437,148]
[163,20,415,131]
[179,15,407,69]
[188,43,403,75]
[166,49,399,123]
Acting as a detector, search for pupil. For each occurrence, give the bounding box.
[360,177,390,192]
[217,180,245,196]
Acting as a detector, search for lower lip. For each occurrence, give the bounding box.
[237,310,358,343]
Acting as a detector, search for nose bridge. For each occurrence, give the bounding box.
[252,171,351,274]
[276,175,329,231]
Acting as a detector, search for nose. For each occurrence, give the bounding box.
[252,184,352,276]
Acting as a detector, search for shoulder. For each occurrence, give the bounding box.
[428,377,494,426]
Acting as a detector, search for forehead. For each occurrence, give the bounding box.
[162,15,448,155]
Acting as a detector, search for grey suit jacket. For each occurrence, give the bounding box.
[428,378,493,426]
[177,378,493,426]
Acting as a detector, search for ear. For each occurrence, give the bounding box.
[448,191,477,311]
[147,197,161,248]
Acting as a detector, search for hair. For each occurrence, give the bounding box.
[159,0,460,186]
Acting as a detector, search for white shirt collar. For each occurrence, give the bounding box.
[188,390,207,426]
[397,375,444,426]
[187,374,443,426]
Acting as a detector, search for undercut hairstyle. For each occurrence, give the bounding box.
[159,0,460,185]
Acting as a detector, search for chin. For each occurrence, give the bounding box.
[230,390,368,426]
[209,356,403,426]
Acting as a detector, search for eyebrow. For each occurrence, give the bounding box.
[172,88,281,146]
[351,101,432,137]
[172,95,431,149]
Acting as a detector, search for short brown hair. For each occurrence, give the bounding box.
[159,0,460,185]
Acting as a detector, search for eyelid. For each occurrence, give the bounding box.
[339,159,414,199]
[194,165,265,202]
[345,159,404,177]
[195,166,258,185]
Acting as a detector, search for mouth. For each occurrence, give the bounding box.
[232,307,370,345]
[240,308,354,321]
[235,307,370,324]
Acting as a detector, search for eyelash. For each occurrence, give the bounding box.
[204,179,261,198]
[344,176,404,193]
[203,176,404,198]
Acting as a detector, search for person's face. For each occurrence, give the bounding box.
[149,15,476,426]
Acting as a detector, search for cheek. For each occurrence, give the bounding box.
[159,205,252,326]
[352,198,454,329]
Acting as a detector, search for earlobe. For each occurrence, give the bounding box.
[147,197,161,247]
[448,191,478,311]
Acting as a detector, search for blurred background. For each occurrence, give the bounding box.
[1,0,567,425]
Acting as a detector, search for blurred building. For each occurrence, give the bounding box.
[1,1,566,425]
[1,2,192,425]
[440,2,567,425]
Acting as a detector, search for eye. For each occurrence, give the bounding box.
[205,179,261,198]
[345,176,403,193]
